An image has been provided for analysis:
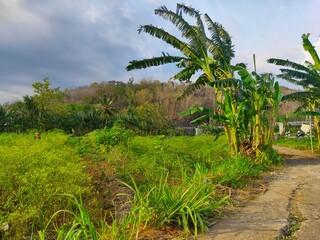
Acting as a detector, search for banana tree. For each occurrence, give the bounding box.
[268,33,320,149]
[179,91,245,155]
[126,4,239,149]
[265,76,283,150]
[126,3,282,156]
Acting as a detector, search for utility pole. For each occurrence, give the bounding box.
[253,54,257,72]
[310,115,314,153]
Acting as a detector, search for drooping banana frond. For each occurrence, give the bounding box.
[302,33,320,70]
[282,91,320,101]
[170,65,198,81]
[176,73,209,101]
[207,78,241,89]
[190,115,209,124]
[204,14,234,66]
[278,69,320,88]
[126,55,186,71]
[178,106,227,125]
[179,106,212,117]
[176,3,207,54]
[155,5,206,56]
[267,58,316,75]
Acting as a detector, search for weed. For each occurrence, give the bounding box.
[38,194,98,240]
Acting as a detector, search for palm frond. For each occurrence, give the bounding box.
[126,55,185,71]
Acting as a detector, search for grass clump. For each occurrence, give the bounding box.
[39,194,98,240]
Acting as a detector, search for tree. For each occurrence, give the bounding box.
[126,3,234,96]
[119,103,173,135]
[21,95,39,129]
[126,3,239,150]
[0,105,10,132]
[32,78,67,130]
[95,95,115,126]
[268,33,320,149]
[126,3,282,156]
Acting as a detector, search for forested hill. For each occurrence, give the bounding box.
[0,79,300,135]
[65,79,214,126]
[66,79,299,117]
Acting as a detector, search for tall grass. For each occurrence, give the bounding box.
[38,194,98,240]
[43,165,227,239]
[150,166,227,237]
[116,165,228,238]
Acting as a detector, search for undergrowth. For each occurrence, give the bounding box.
[0,128,282,239]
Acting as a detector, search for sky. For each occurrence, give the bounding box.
[1,0,320,103]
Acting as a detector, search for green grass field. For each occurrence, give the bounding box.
[275,136,319,152]
[0,130,281,239]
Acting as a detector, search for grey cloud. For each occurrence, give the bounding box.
[0,0,157,103]
[2,0,320,104]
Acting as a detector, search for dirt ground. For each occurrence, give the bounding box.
[199,145,320,240]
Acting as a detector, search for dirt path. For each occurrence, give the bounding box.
[199,146,320,240]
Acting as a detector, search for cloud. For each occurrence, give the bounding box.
[1,0,320,104]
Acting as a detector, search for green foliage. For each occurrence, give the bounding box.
[211,156,262,188]
[94,124,135,147]
[39,194,98,240]
[275,137,318,152]
[0,132,91,238]
[119,166,227,238]
[268,33,320,150]
[0,130,282,239]
[126,3,234,96]
[119,103,174,135]
[148,166,226,237]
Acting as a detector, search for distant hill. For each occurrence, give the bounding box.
[65,80,303,125]
[279,86,301,116]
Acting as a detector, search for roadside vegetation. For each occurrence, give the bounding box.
[275,137,319,152]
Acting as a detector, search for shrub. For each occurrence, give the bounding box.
[94,124,134,147]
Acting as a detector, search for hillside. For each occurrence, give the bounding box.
[66,80,301,123]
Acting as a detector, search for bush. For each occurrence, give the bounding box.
[94,124,135,147]
[211,156,262,188]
